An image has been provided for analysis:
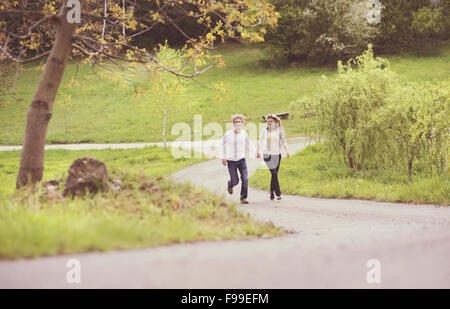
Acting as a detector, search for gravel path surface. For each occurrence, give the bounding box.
[1,137,449,288]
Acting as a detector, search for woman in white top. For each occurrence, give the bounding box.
[256,114,290,200]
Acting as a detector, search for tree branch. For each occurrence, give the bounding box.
[0,45,51,63]
[0,14,56,39]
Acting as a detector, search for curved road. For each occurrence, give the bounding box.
[0,138,449,288]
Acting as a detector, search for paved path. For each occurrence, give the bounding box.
[0,138,449,288]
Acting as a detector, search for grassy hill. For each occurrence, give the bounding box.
[1,43,449,145]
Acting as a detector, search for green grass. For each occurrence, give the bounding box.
[250,143,450,206]
[0,145,205,196]
[1,43,449,145]
[0,172,283,260]
[0,146,284,259]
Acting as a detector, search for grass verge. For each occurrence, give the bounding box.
[0,145,203,196]
[0,171,283,259]
[0,146,284,259]
[250,143,449,205]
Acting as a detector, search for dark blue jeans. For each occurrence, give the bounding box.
[227,158,248,199]
[263,154,281,196]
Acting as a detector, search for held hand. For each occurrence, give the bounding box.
[256,152,261,158]
[286,152,290,158]
[222,159,227,166]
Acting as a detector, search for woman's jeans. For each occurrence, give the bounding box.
[227,158,248,199]
[263,154,282,196]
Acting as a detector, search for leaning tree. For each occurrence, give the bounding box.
[0,0,278,188]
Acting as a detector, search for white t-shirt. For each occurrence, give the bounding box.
[221,129,255,161]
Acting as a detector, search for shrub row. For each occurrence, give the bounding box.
[304,45,449,182]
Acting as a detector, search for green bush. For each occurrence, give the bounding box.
[310,45,397,170]
[411,6,447,41]
[376,0,450,51]
[264,0,378,64]
[307,45,449,182]
[372,80,449,182]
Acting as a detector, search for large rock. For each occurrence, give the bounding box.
[63,157,110,198]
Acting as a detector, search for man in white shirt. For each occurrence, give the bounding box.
[221,114,255,204]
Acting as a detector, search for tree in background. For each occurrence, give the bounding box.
[264,0,378,64]
[377,0,449,51]
[148,44,190,151]
[130,1,211,50]
[0,0,278,188]
[110,42,192,151]
[411,5,447,44]
[264,0,449,63]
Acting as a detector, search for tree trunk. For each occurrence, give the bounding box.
[122,0,126,39]
[163,104,167,151]
[407,132,424,184]
[347,147,355,170]
[16,8,76,188]
[408,153,415,184]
